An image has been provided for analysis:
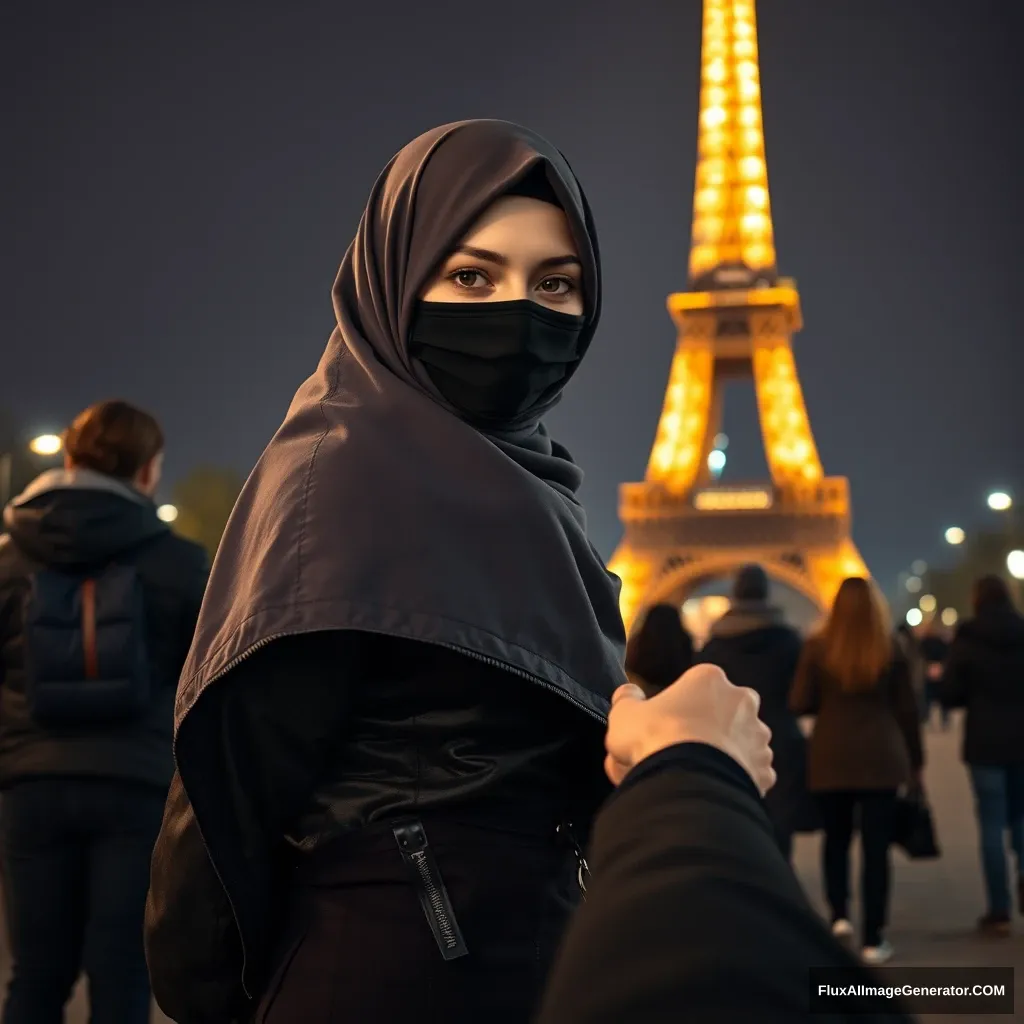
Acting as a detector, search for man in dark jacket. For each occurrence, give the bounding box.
[700,564,813,860]
[941,574,1024,935]
[0,400,208,1023]
[535,666,914,1023]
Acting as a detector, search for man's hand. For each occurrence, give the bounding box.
[605,663,776,795]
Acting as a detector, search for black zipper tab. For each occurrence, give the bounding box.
[393,817,469,961]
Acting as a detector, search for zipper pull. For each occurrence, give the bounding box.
[393,818,469,961]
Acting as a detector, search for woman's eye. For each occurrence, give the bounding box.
[537,277,573,296]
[451,269,488,289]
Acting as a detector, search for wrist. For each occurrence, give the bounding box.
[635,727,736,768]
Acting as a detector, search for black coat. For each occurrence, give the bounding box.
[700,614,815,835]
[941,606,1024,765]
[535,743,913,1023]
[145,631,610,1024]
[0,470,208,789]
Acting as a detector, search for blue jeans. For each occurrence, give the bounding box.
[0,777,166,1024]
[968,765,1024,916]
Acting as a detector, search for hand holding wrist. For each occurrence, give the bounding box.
[605,665,776,796]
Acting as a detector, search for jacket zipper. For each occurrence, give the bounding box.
[436,642,608,725]
[174,628,610,1002]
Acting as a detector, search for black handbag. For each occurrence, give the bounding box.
[892,786,940,859]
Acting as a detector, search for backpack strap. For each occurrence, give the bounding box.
[81,577,99,680]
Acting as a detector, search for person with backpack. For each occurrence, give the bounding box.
[0,400,208,1024]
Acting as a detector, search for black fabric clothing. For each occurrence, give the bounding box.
[145,631,609,1023]
[895,629,928,723]
[699,611,815,846]
[174,119,625,740]
[408,299,587,428]
[818,789,899,948]
[0,468,208,789]
[791,641,924,792]
[919,633,949,665]
[534,743,913,1024]
[0,777,166,1024]
[288,634,599,849]
[255,818,581,1023]
[940,606,1024,766]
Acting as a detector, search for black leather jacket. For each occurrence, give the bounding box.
[145,631,609,1024]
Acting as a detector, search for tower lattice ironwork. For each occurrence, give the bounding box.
[609,0,868,631]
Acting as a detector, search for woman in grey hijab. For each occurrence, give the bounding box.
[144,120,626,1023]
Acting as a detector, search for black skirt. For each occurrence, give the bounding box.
[255,815,582,1023]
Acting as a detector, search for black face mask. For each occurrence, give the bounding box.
[408,299,586,427]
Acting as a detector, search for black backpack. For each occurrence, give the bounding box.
[22,563,151,726]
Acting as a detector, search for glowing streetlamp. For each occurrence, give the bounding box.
[919,594,937,614]
[987,491,1013,512]
[940,608,958,627]
[1008,550,1024,581]
[944,526,965,546]
[156,504,179,523]
[905,575,922,593]
[2,433,65,509]
[706,448,726,479]
[905,608,923,627]
[29,434,62,456]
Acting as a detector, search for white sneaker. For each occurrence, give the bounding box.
[831,918,854,939]
[862,940,894,965]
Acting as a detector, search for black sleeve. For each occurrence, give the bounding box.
[938,633,969,709]
[535,743,913,1024]
[146,772,247,1024]
[145,630,360,1024]
[890,658,925,771]
[788,642,820,715]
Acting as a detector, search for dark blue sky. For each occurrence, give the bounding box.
[3,0,1022,596]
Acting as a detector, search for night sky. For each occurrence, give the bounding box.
[4,0,1022,598]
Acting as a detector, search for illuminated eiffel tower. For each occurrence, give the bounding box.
[609,0,868,632]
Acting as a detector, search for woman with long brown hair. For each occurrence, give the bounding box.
[790,576,923,965]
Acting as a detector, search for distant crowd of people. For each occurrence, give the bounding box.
[0,119,1021,1024]
[627,565,1024,959]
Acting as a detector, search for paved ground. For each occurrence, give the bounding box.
[0,712,1020,1021]
[791,713,1023,1021]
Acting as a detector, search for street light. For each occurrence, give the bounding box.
[156,504,179,523]
[919,594,937,614]
[906,608,923,627]
[987,491,1013,512]
[2,433,65,511]
[940,607,958,627]
[29,434,62,456]
[905,575,922,593]
[1008,550,1024,581]
[945,526,965,546]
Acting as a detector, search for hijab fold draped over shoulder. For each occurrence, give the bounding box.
[175,120,626,734]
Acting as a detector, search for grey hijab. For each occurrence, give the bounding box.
[175,120,626,732]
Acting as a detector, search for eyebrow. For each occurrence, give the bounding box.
[451,245,582,270]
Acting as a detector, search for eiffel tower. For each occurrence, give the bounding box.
[609,0,868,632]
